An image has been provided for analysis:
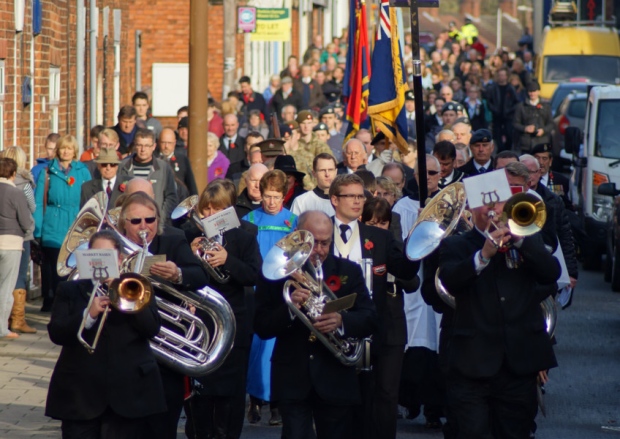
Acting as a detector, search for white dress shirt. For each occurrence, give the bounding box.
[102,176,117,193]
[333,217,362,262]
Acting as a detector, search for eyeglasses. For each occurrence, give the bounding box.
[100,163,118,168]
[262,195,283,202]
[337,194,366,201]
[99,143,117,149]
[127,217,157,225]
[135,144,154,149]
[345,151,363,157]
[427,170,440,176]
[160,141,176,146]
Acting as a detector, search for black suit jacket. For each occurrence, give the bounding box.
[438,230,559,378]
[219,135,247,180]
[160,153,198,196]
[332,221,420,350]
[254,255,377,405]
[457,159,493,177]
[80,179,123,209]
[46,279,166,420]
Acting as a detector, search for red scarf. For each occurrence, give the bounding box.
[283,181,298,206]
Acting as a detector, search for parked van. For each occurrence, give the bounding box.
[536,25,620,100]
[566,86,620,287]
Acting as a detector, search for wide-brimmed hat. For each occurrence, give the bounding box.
[95,148,121,164]
[274,155,305,181]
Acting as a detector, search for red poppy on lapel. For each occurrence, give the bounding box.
[230,142,236,149]
[215,167,223,177]
[67,176,75,186]
[326,275,341,292]
[364,239,374,250]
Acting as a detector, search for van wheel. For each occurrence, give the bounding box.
[612,246,620,292]
[582,245,602,271]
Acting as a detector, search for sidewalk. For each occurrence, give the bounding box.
[0,299,61,438]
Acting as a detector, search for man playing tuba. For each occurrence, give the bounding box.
[254,211,377,439]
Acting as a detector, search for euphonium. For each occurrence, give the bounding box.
[171,196,230,284]
[262,231,365,367]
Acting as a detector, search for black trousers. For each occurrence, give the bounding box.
[446,363,537,439]
[143,366,185,439]
[399,346,445,419]
[492,118,514,152]
[279,390,355,439]
[61,408,146,439]
[42,247,62,307]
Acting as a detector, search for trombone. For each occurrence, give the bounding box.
[77,230,153,353]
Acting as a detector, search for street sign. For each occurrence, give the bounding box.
[238,7,256,33]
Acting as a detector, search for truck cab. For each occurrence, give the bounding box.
[568,86,620,287]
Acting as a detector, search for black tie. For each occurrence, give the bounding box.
[339,224,350,244]
[106,181,112,196]
[479,167,486,174]
[440,178,446,186]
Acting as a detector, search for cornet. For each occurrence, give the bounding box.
[172,196,230,284]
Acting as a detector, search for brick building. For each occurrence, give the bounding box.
[0,0,343,166]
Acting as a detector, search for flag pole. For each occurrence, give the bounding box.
[408,0,428,207]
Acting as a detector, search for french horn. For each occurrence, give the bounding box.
[262,230,365,367]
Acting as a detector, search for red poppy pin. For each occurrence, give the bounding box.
[170,156,176,162]
[326,275,341,292]
[364,239,374,250]
[215,167,223,177]
[230,142,236,149]
[67,176,75,186]
[119,182,127,192]
[536,103,542,110]
[284,219,291,227]
[309,84,314,90]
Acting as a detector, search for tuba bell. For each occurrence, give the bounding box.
[171,196,230,284]
[262,231,365,367]
[406,183,470,261]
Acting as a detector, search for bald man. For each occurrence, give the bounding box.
[219,114,247,180]
[158,128,197,196]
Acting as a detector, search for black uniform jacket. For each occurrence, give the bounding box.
[254,255,378,405]
[46,279,166,421]
[438,230,559,378]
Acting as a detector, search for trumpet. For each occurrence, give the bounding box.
[263,231,365,367]
[172,196,230,284]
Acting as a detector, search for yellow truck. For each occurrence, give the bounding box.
[536,20,620,100]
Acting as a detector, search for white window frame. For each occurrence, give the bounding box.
[49,67,60,133]
[0,60,5,100]
[0,103,4,151]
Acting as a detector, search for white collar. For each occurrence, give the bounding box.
[474,160,492,171]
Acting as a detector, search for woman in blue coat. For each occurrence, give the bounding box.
[34,135,91,312]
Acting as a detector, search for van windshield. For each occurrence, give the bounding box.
[595,100,620,159]
[543,56,620,84]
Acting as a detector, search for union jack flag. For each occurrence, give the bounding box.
[367,0,409,154]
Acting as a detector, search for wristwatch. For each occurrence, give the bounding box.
[175,267,183,284]
[478,252,491,265]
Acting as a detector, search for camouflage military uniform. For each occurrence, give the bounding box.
[292,133,334,190]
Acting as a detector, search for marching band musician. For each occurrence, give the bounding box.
[437,171,560,439]
[328,174,420,439]
[254,210,378,439]
[183,180,261,439]
[46,230,166,439]
[116,191,209,439]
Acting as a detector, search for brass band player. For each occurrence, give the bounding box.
[117,192,209,439]
[254,211,377,439]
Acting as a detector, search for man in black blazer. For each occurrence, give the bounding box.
[254,211,377,439]
[219,114,247,180]
[456,129,495,176]
[329,174,420,439]
[80,148,123,208]
[158,127,198,195]
[116,192,209,439]
[46,230,166,438]
[438,196,560,438]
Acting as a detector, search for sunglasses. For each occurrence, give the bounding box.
[427,170,440,176]
[100,163,118,168]
[127,217,157,225]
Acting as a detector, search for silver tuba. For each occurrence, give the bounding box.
[171,196,230,284]
[262,231,365,367]
[65,192,236,377]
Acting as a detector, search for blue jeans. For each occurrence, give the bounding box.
[15,241,30,290]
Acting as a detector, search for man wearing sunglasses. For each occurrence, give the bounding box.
[117,191,209,439]
[80,147,123,208]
